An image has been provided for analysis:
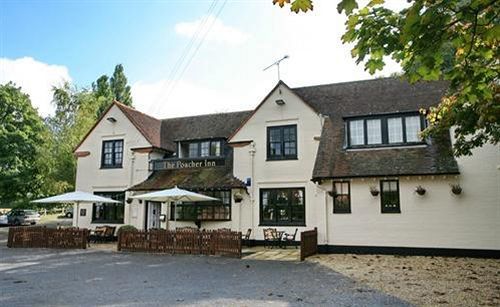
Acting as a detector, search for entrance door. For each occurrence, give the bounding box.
[146,202,161,229]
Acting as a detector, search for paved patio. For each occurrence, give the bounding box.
[242,246,300,261]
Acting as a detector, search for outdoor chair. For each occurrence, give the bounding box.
[241,228,252,246]
[263,228,279,248]
[282,228,298,249]
[89,226,116,243]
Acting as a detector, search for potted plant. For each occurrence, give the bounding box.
[451,184,462,195]
[233,192,244,203]
[126,198,133,204]
[370,186,379,196]
[415,185,426,195]
[328,190,336,197]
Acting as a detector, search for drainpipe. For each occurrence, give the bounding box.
[129,151,136,226]
[249,142,256,235]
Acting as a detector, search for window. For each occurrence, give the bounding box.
[210,141,221,156]
[346,113,424,147]
[405,116,421,142]
[366,119,382,144]
[380,180,400,213]
[260,188,305,226]
[188,143,199,158]
[387,117,403,143]
[349,120,364,145]
[92,192,125,223]
[333,181,351,213]
[200,141,210,157]
[101,140,123,168]
[267,125,297,160]
[181,140,224,158]
[170,190,231,221]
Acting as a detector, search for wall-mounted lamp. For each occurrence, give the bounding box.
[275,99,286,106]
[107,117,117,123]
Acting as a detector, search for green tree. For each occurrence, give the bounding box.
[110,64,133,106]
[274,0,499,156]
[0,83,47,206]
[92,75,114,117]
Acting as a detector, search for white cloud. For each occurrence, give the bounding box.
[131,79,259,119]
[175,15,248,45]
[0,57,71,117]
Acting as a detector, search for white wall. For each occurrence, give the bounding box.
[231,83,324,240]
[74,104,154,230]
[321,142,500,250]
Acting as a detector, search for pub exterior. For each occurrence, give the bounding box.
[73,78,500,255]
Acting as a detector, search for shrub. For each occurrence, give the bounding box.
[117,225,138,236]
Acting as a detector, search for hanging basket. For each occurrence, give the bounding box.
[451,184,462,195]
[233,193,244,203]
[415,186,426,196]
[370,187,379,196]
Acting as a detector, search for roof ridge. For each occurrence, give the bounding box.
[160,109,253,121]
[292,77,401,90]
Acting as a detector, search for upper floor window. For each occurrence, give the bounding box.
[101,139,123,168]
[267,125,297,160]
[346,113,425,148]
[180,140,223,158]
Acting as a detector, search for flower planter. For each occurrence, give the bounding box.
[370,187,379,196]
[415,186,426,196]
[451,184,462,195]
[233,193,243,203]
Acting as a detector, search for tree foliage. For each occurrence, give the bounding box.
[110,64,133,106]
[0,83,48,206]
[274,0,499,156]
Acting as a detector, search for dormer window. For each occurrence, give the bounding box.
[346,113,425,148]
[180,140,224,158]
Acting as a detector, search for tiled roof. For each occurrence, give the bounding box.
[115,102,163,150]
[129,165,246,191]
[292,78,460,179]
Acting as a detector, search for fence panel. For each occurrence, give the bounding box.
[118,229,241,258]
[7,226,88,249]
[300,227,318,261]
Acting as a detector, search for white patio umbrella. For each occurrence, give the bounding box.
[32,191,121,226]
[130,186,219,229]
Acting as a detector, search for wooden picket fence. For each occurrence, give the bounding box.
[118,229,242,258]
[7,226,88,249]
[300,227,318,261]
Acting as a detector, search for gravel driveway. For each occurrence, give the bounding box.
[0,237,409,306]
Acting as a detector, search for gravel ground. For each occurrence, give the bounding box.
[310,254,500,307]
[0,239,410,307]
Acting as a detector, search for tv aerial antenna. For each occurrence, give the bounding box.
[263,55,289,81]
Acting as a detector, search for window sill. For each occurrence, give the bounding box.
[333,211,351,214]
[100,166,123,169]
[266,157,298,161]
[346,143,427,151]
[381,211,401,214]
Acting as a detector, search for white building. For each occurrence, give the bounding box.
[74,78,500,256]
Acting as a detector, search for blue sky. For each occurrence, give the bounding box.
[1,0,403,118]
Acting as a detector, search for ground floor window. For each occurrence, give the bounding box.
[92,191,125,223]
[380,180,400,213]
[260,188,305,226]
[170,190,231,221]
[333,181,351,213]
